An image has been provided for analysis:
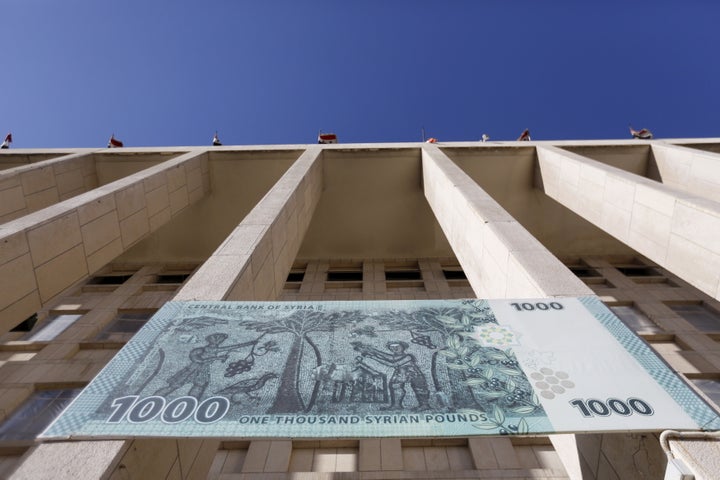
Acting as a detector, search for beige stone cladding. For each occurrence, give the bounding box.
[537,144,720,302]
[422,144,591,299]
[650,142,720,203]
[0,150,210,332]
[280,258,474,301]
[3,140,720,479]
[563,256,720,479]
[0,151,98,224]
[173,146,323,302]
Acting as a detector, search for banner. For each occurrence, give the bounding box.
[43,297,720,439]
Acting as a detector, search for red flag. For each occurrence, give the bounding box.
[108,134,124,148]
[517,129,531,141]
[629,125,653,139]
[318,133,338,144]
[425,137,438,143]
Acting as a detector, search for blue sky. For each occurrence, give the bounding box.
[2,1,719,148]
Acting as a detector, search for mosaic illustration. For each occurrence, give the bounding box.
[43,298,720,439]
[100,300,548,435]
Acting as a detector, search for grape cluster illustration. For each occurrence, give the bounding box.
[225,356,254,377]
[224,340,279,378]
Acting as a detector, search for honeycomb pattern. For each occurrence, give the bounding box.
[530,368,575,400]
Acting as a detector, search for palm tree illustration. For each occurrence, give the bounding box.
[239,309,359,413]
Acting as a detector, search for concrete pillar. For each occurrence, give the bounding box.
[0,152,98,223]
[421,144,591,298]
[10,441,130,480]
[537,144,720,301]
[555,432,665,480]
[423,145,672,480]
[651,142,720,203]
[665,434,720,480]
[241,440,292,473]
[358,438,404,471]
[0,150,210,332]
[174,145,323,302]
[12,147,324,480]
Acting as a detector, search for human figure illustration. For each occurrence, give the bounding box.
[155,333,230,399]
[352,340,430,410]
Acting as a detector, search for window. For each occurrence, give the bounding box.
[286,271,305,283]
[615,266,661,277]
[609,305,662,334]
[325,265,363,292]
[569,266,601,278]
[96,312,154,340]
[10,313,38,332]
[442,269,467,281]
[670,304,720,332]
[154,273,191,284]
[284,270,306,291]
[385,267,424,292]
[613,262,676,285]
[327,271,363,282]
[0,389,82,441]
[142,269,196,292]
[385,270,422,281]
[284,264,307,291]
[566,263,610,286]
[87,274,133,285]
[25,313,84,341]
[691,379,720,407]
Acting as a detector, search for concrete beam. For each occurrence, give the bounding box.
[0,152,98,223]
[12,147,322,480]
[174,146,324,302]
[421,144,591,298]
[17,147,325,480]
[537,145,720,301]
[666,435,720,480]
[10,440,130,480]
[0,150,210,332]
[651,142,720,203]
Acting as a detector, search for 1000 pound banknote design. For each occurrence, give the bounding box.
[43,298,720,439]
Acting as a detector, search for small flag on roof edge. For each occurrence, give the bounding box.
[318,132,338,144]
[517,129,531,141]
[107,134,124,148]
[1,133,11,149]
[629,125,653,139]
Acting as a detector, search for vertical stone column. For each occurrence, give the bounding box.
[362,261,386,300]
[358,438,404,472]
[535,145,712,479]
[174,146,323,302]
[116,146,323,478]
[12,147,324,479]
[650,142,720,203]
[423,145,652,479]
[421,144,590,298]
[537,144,720,301]
[0,151,98,223]
[0,150,210,332]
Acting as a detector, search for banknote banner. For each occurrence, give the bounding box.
[42,297,720,439]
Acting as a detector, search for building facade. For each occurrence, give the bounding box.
[1,139,719,479]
